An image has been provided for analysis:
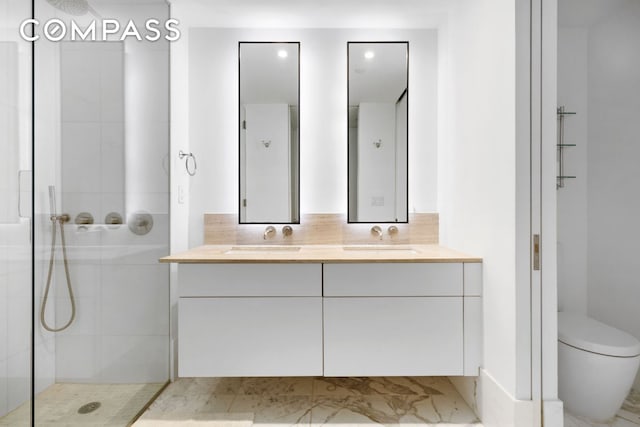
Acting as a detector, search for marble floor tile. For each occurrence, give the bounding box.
[228,395,313,426]
[620,389,640,424]
[239,377,314,396]
[310,393,478,425]
[134,377,481,427]
[134,412,254,427]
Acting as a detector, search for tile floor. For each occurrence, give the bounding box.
[564,389,640,427]
[133,377,482,427]
[0,382,166,426]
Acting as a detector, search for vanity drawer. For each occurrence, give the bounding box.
[323,297,463,376]
[179,297,323,377]
[179,263,321,297]
[323,263,463,296]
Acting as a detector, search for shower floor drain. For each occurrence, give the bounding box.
[77,401,101,414]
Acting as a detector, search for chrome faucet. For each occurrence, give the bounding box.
[263,226,276,240]
[371,225,383,240]
[282,225,293,237]
[388,225,398,237]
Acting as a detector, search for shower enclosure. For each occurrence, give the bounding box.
[1,0,170,425]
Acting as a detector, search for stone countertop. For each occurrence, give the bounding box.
[160,244,481,264]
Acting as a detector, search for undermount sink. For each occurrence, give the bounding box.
[224,245,302,254]
[342,245,419,254]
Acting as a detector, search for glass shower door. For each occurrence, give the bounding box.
[30,0,171,425]
[0,0,33,425]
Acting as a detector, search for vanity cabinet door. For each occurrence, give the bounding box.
[323,297,463,376]
[179,297,322,377]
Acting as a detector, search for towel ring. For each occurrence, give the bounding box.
[179,150,197,176]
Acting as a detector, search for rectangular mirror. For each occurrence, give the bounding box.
[348,41,408,223]
[239,42,300,224]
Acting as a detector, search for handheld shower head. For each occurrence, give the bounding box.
[48,185,57,217]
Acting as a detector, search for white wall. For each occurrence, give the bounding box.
[437,0,532,419]
[556,28,588,315]
[584,1,640,391]
[184,27,437,245]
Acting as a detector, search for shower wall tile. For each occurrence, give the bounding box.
[0,293,7,362]
[6,351,29,413]
[6,296,29,358]
[101,265,169,336]
[55,263,100,299]
[125,125,170,204]
[0,360,7,417]
[35,339,55,394]
[61,122,102,193]
[125,49,169,124]
[99,47,124,124]
[55,335,100,383]
[99,335,169,383]
[60,47,101,123]
[100,123,125,194]
[55,296,99,336]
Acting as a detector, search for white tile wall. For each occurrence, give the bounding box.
[55,335,99,382]
[0,359,7,417]
[101,265,169,336]
[99,335,169,383]
[7,351,29,413]
[60,42,125,224]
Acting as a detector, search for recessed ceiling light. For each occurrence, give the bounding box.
[278,50,288,58]
[364,51,375,59]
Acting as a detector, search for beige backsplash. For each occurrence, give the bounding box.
[203,213,438,245]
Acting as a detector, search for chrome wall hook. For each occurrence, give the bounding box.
[179,150,197,176]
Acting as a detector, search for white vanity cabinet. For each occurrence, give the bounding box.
[176,261,482,378]
[322,262,482,377]
[178,264,323,377]
[323,263,464,376]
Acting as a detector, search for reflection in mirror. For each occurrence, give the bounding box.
[348,42,408,223]
[239,42,300,224]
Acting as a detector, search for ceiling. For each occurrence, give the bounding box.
[171,0,450,29]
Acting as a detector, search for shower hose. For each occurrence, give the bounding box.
[40,214,76,332]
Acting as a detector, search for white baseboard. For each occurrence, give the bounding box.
[543,399,564,427]
[479,369,541,427]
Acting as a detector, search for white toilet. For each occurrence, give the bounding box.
[558,311,640,422]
